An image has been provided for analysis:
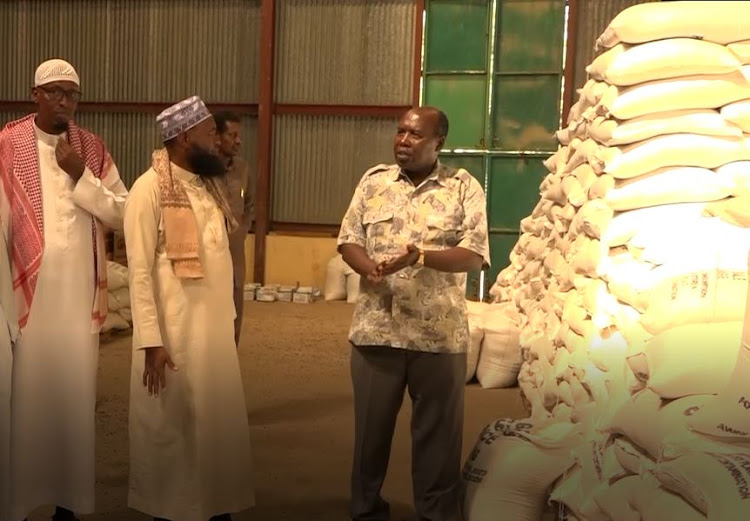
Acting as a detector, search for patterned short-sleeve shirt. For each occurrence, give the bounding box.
[337,161,490,354]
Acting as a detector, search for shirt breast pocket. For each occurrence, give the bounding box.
[363,211,394,238]
[424,214,462,249]
[363,211,395,255]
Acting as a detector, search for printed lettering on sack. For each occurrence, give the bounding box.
[462,420,534,484]
[713,453,750,500]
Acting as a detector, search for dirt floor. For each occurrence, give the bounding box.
[26,301,531,521]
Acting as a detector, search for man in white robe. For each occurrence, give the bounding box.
[125,96,254,521]
[0,59,128,521]
[1,227,19,521]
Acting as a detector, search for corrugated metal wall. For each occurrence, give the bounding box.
[0,0,261,188]
[272,114,397,224]
[275,0,414,104]
[272,0,413,224]
[573,0,658,91]
[0,0,261,102]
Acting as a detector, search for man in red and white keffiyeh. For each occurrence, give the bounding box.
[0,58,128,521]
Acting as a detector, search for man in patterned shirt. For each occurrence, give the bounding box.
[338,106,490,521]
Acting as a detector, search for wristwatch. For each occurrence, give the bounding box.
[413,247,425,268]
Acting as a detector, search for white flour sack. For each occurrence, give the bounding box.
[612,437,655,476]
[626,217,748,266]
[587,39,741,87]
[476,303,522,389]
[727,40,750,64]
[640,248,749,334]
[721,99,750,133]
[106,260,129,291]
[596,1,750,49]
[461,418,580,521]
[716,161,750,196]
[593,134,750,180]
[549,466,609,521]
[689,265,750,441]
[593,167,732,211]
[627,322,743,399]
[324,254,348,301]
[600,203,706,247]
[654,452,750,521]
[594,475,650,521]
[729,41,750,65]
[604,389,713,460]
[597,71,750,120]
[588,110,742,147]
[465,301,487,383]
[572,199,614,241]
[630,481,708,521]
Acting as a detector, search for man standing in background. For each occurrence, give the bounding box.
[0,226,17,521]
[0,58,128,521]
[213,111,254,347]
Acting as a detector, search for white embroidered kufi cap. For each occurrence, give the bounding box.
[156,95,212,142]
[34,58,80,87]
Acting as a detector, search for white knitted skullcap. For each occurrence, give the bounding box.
[34,58,80,87]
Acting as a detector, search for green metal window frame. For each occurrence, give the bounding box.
[422,0,567,300]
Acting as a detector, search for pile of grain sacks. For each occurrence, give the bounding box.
[465,3,750,520]
[103,260,131,333]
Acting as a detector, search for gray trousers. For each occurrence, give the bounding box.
[350,344,466,521]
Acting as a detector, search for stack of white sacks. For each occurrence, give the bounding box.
[464,3,750,520]
[103,260,132,333]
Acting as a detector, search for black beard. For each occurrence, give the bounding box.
[51,120,69,133]
[187,147,226,178]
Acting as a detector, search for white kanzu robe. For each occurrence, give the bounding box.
[9,125,127,520]
[1,230,17,521]
[125,165,254,521]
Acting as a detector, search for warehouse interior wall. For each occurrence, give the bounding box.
[0,0,661,292]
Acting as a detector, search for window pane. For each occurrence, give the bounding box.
[426,0,490,72]
[488,156,547,230]
[424,74,488,149]
[492,74,561,151]
[495,0,565,73]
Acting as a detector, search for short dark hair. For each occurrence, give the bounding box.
[213,110,241,134]
[435,109,449,139]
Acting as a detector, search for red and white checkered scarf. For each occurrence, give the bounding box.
[0,114,113,332]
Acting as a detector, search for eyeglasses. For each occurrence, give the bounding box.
[39,85,82,103]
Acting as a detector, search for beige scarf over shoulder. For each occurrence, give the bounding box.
[152,148,238,279]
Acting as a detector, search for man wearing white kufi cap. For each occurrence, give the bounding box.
[124,96,254,521]
[0,59,128,521]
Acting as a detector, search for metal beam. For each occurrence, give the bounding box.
[275,104,410,118]
[561,0,579,123]
[254,0,276,285]
[270,222,340,237]
[0,100,258,115]
[413,0,425,106]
